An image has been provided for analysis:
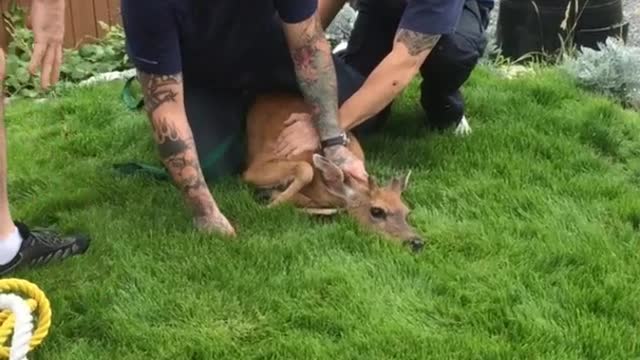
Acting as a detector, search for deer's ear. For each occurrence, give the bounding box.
[390,170,412,193]
[312,154,351,199]
[313,154,344,183]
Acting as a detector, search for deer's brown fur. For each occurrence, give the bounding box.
[242,93,424,251]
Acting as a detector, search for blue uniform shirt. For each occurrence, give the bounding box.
[398,0,465,35]
[398,0,494,35]
[120,0,317,77]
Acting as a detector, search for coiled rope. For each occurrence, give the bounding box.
[0,279,51,360]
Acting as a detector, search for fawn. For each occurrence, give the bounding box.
[242,93,425,252]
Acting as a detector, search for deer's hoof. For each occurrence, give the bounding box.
[254,189,273,204]
[407,237,425,253]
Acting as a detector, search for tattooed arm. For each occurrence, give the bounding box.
[337,29,441,131]
[282,13,342,141]
[281,12,368,181]
[137,71,235,236]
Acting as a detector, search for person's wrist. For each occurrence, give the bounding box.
[322,144,348,159]
[320,132,349,150]
[184,187,217,217]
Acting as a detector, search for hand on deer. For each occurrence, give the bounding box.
[275,112,320,159]
[324,145,368,183]
[28,0,65,89]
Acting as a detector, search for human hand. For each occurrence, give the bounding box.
[193,205,237,237]
[275,112,320,159]
[27,0,65,89]
[0,49,6,83]
[187,191,236,237]
[323,145,368,183]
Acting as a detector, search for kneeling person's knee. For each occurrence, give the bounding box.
[433,32,484,71]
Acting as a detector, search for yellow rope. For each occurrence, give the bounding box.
[0,279,51,359]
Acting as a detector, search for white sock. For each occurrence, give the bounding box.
[0,227,23,265]
[454,115,472,136]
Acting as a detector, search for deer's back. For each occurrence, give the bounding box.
[245,93,365,208]
[246,93,364,164]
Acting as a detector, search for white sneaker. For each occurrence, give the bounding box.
[454,115,472,136]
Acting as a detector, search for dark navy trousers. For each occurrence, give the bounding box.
[340,0,491,131]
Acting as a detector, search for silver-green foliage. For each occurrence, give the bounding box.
[561,37,640,109]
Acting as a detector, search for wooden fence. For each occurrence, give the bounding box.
[0,0,121,50]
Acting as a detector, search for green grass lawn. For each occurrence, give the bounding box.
[4,66,640,359]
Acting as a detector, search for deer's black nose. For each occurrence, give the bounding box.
[408,237,424,252]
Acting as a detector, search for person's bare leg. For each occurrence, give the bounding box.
[0,49,90,273]
[0,111,15,237]
[0,51,14,232]
[0,49,22,266]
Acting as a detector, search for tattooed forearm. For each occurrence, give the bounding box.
[152,115,214,219]
[289,16,342,141]
[159,132,214,220]
[394,29,441,56]
[152,117,190,159]
[138,71,215,221]
[137,72,181,115]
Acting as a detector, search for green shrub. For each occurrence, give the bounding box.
[2,4,129,99]
[560,38,640,110]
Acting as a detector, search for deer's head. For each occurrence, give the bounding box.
[312,154,424,252]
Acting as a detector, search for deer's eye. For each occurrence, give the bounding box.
[370,207,387,219]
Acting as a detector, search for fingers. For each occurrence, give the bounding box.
[215,213,237,237]
[219,221,237,237]
[276,121,295,148]
[275,115,321,159]
[275,127,291,147]
[275,124,300,156]
[274,138,287,157]
[360,166,369,180]
[348,166,368,182]
[277,127,305,150]
[283,112,310,126]
[276,136,310,159]
[194,212,237,237]
[344,158,369,182]
[275,126,298,154]
[275,141,296,159]
[352,170,368,183]
[51,46,63,85]
[28,42,46,77]
[28,43,63,89]
[275,136,308,159]
[283,114,299,126]
[276,123,320,158]
[0,49,6,81]
[40,44,56,89]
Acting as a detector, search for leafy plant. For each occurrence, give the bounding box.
[561,37,640,110]
[325,3,357,49]
[2,4,129,98]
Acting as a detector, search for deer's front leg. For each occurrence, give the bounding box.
[243,160,314,207]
